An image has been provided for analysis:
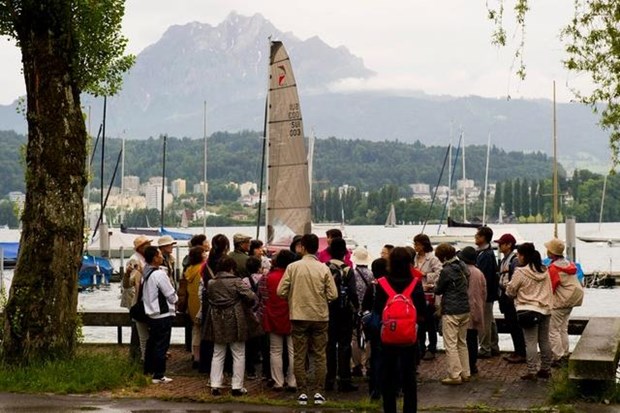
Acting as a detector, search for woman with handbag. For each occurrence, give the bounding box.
[184,245,206,368]
[506,242,553,381]
[413,234,443,361]
[205,256,257,396]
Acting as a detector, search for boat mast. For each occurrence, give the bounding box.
[447,128,452,219]
[203,100,208,234]
[86,105,91,229]
[161,134,167,229]
[552,81,559,238]
[256,38,271,240]
[462,130,467,222]
[101,96,106,225]
[308,129,315,200]
[482,132,491,225]
[120,133,125,225]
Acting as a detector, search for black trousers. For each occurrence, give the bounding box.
[417,301,437,355]
[382,344,417,413]
[326,315,354,385]
[144,316,174,379]
[466,329,478,375]
[499,294,526,356]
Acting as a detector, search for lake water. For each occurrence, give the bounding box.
[1,222,619,345]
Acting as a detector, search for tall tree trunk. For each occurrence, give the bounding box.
[2,3,87,364]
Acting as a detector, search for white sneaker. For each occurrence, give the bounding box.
[297,393,308,405]
[152,376,173,384]
[313,392,326,405]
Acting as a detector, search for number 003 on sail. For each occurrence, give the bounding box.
[264,41,312,246]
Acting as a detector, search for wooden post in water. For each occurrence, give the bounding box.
[566,217,576,262]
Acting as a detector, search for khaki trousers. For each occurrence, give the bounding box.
[442,313,471,379]
[549,308,572,360]
[292,320,328,394]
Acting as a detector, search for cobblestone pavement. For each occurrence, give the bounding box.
[108,345,555,411]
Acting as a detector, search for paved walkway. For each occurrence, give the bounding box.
[6,344,614,412]
[113,345,552,410]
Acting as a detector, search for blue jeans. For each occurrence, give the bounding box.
[144,316,174,379]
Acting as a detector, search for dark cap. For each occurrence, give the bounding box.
[457,246,477,265]
[494,233,516,246]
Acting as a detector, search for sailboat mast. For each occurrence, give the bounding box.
[101,96,107,224]
[203,100,208,235]
[462,131,467,222]
[120,134,125,224]
[308,130,315,199]
[161,134,167,229]
[552,81,559,238]
[447,142,452,219]
[256,39,271,240]
[482,132,491,225]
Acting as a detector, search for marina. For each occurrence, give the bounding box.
[1,222,619,344]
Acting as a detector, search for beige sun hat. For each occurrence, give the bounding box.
[544,238,565,256]
[133,235,152,250]
[157,235,177,247]
[351,246,373,266]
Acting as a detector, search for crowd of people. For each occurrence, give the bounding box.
[120,226,584,412]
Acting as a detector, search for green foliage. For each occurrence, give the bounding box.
[72,0,135,96]
[0,200,19,228]
[0,1,134,98]
[562,0,620,167]
[487,1,620,167]
[0,346,145,393]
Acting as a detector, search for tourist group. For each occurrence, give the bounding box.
[120,226,583,413]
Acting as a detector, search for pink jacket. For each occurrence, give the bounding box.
[465,264,486,331]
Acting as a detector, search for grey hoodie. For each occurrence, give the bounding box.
[506,265,553,315]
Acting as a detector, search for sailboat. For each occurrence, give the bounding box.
[385,204,397,228]
[577,172,620,244]
[258,40,312,247]
[429,132,524,247]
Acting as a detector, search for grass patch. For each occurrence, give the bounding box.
[0,345,146,393]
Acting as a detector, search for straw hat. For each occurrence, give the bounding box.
[133,235,152,250]
[351,246,373,266]
[544,238,565,256]
[158,235,177,247]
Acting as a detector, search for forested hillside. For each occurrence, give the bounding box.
[0,129,555,197]
[1,129,619,225]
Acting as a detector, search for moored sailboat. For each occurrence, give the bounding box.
[385,204,397,228]
[259,40,312,247]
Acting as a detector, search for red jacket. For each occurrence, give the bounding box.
[263,267,292,335]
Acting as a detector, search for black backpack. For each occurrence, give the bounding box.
[328,262,352,310]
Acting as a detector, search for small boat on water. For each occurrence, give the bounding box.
[120,224,192,241]
[385,204,397,228]
[1,239,114,289]
[79,254,114,289]
[447,216,482,228]
[0,241,19,268]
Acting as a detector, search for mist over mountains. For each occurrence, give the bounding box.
[0,12,610,167]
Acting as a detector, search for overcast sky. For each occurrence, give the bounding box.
[0,1,588,105]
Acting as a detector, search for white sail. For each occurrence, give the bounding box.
[385,204,397,228]
[265,41,312,244]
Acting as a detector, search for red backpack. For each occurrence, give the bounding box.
[377,277,419,345]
